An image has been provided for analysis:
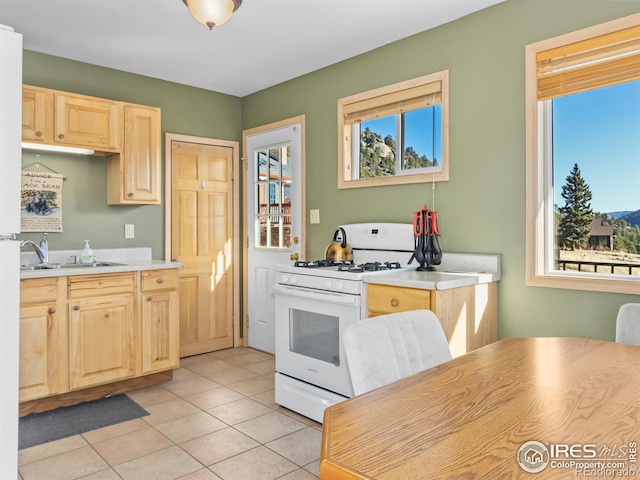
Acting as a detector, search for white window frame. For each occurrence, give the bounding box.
[525,13,640,294]
[337,70,449,189]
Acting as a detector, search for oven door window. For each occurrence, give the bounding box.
[289,309,340,366]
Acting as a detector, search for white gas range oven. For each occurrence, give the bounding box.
[273,223,415,423]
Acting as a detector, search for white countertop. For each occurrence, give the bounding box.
[20,247,183,279]
[363,268,498,290]
[362,252,501,290]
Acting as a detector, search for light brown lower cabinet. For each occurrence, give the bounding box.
[141,270,180,374]
[366,282,498,358]
[68,295,136,390]
[19,269,179,405]
[19,278,67,402]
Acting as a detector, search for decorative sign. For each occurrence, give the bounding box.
[21,171,64,232]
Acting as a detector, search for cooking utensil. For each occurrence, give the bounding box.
[324,227,353,261]
[409,205,442,271]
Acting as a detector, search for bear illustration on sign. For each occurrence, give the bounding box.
[25,192,52,215]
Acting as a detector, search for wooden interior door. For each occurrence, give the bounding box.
[172,140,234,357]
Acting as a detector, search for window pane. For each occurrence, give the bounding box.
[359,116,397,178]
[282,222,291,248]
[550,79,640,276]
[257,150,268,180]
[269,182,280,208]
[257,215,267,247]
[403,105,442,170]
[269,147,281,180]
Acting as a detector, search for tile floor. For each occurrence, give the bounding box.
[18,348,323,480]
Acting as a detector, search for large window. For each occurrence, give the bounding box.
[526,14,640,294]
[338,71,449,189]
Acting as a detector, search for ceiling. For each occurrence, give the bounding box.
[1,0,505,97]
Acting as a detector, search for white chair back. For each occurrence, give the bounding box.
[344,309,452,396]
[615,303,640,345]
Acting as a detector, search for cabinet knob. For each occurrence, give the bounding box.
[128,193,134,197]
[390,299,398,307]
[290,253,299,261]
[105,314,110,318]
[58,133,65,139]
[36,131,43,137]
[73,305,80,310]
[147,296,152,302]
[157,277,164,284]
[48,307,56,314]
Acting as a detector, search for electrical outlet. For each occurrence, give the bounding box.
[125,224,135,239]
[310,209,320,224]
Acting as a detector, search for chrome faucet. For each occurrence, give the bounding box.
[20,232,49,264]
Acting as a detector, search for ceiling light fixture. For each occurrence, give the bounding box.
[182,0,242,30]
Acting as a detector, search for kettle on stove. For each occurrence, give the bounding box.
[324,227,353,261]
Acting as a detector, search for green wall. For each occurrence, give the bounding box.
[241,0,640,341]
[21,0,640,341]
[20,51,242,259]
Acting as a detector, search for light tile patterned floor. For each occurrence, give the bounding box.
[18,348,322,480]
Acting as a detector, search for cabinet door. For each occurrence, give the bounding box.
[68,296,135,390]
[141,290,179,374]
[19,304,66,401]
[22,86,50,143]
[107,104,161,204]
[54,93,121,151]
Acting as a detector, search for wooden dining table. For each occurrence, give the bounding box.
[319,337,640,479]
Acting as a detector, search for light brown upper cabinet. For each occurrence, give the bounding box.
[22,85,121,152]
[22,85,162,205]
[54,93,121,152]
[107,104,161,205]
[21,86,48,144]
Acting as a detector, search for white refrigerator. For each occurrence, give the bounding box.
[0,23,22,478]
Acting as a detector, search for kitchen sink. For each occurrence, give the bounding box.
[20,264,56,271]
[59,261,125,268]
[20,261,125,271]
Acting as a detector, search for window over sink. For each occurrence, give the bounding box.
[337,70,449,189]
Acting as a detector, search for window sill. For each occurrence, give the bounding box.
[526,270,640,295]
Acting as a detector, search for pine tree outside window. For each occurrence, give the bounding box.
[526,13,640,294]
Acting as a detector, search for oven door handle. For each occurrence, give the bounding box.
[272,283,360,306]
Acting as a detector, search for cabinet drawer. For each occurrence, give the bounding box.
[141,269,178,292]
[21,278,60,305]
[367,284,431,315]
[68,273,135,299]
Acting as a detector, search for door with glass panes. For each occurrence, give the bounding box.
[245,119,303,354]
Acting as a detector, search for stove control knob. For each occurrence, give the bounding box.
[324,280,333,289]
[281,274,289,283]
[290,275,299,284]
[335,280,345,291]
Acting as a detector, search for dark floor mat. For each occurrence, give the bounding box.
[19,394,149,449]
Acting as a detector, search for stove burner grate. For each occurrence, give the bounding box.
[338,261,403,273]
[294,259,354,268]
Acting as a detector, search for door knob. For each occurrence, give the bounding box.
[290,253,299,261]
